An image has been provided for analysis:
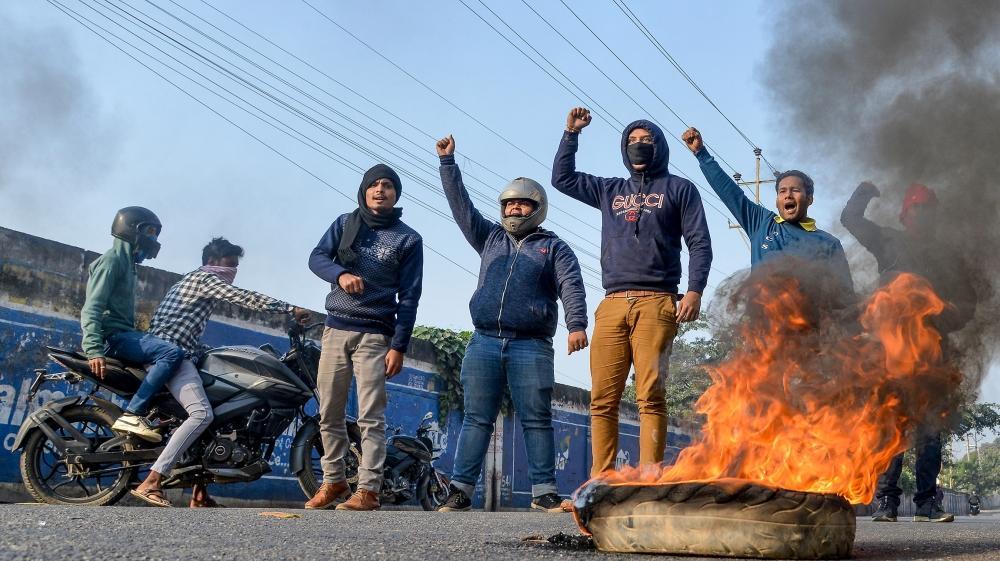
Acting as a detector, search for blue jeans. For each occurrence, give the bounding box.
[450,332,557,498]
[105,331,185,416]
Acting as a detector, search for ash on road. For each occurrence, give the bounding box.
[0,504,998,561]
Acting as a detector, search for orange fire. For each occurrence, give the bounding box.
[593,273,961,504]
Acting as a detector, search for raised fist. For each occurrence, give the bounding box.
[681,127,703,154]
[566,107,592,132]
[856,181,880,198]
[436,134,455,157]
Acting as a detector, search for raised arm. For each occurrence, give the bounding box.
[683,127,773,233]
[436,135,497,253]
[840,181,887,253]
[551,107,606,209]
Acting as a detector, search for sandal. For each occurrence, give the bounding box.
[130,488,172,507]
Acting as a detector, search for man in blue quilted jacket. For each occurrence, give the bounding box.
[434,135,588,513]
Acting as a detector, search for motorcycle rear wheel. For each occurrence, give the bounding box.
[296,428,361,498]
[19,405,136,506]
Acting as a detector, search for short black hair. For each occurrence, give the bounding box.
[775,170,814,197]
[202,237,244,265]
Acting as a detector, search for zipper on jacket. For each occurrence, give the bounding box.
[634,173,646,239]
[496,232,540,336]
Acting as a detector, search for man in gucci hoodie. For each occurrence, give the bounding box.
[552,108,713,476]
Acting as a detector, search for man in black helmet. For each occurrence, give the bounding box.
[80,207,184,442]
[434,135,588,513]
[306,164,424,511]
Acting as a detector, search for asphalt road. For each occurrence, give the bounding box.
[0,504,998,561]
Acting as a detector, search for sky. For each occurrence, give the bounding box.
[1,0,997,411]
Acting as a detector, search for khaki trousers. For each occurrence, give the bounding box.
[589,294,678,475]
[316,327,389,492]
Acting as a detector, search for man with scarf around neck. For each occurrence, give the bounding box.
[552,108,713,476]
[433,135,588,513]
[81,207,186,443]
[126,237,310,507]
[306,163,424,511]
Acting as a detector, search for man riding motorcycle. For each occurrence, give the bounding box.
[130,237,309,507]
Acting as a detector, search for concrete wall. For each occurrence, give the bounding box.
[0,226,696,508]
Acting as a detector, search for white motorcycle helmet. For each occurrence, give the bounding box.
[498,177,547,236]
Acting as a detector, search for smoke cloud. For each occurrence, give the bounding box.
[0,12,119,194]
[763,0,1000,391]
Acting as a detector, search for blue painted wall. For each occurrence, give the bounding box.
[0,226,696,508]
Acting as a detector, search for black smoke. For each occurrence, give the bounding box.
[763,0,1000,391]
[0,11,118,195]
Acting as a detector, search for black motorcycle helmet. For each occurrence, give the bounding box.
[111,206,162,259]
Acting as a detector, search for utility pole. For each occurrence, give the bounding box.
[728,148,777,238]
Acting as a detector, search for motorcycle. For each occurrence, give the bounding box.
[970,498,981,516]
[14,321,363,506]
[298,411,451,511]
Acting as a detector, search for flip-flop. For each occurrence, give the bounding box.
[130,488,172,507]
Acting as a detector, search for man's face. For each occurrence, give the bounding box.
[208,255,240,268]
[366,178,398,213]
[627,127,654,171]
[503,199,536,218]
[775,176,812,222]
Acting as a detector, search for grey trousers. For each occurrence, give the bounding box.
[150,360,214,476]
[316,327,389,492]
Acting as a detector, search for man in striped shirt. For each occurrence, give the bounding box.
[129,237,308,507]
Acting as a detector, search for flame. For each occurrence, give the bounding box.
[590,273,961,504]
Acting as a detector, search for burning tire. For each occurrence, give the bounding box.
[573,478,855,559]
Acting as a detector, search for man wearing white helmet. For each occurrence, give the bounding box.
[434,135,588,513]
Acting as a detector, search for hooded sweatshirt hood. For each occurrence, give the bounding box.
[621,119,669,178]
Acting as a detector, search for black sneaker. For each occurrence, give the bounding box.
[531,493,566,513]
[871,497,898,522]
[914,502,954,523]
[437,486,471,512]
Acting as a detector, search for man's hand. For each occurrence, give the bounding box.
[291,306,311,325]
[385,349,404,378]
[88,357,106,379]
[338,273,364,295]
[436,134,456,157]
[681,127,703,154]
[856,181,880,198]
[676,292,702,323]
[566,107,592,132]
[567,330,589,355]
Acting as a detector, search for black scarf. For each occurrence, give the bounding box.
[337,164,403,267]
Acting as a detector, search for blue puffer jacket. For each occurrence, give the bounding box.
[439,155,587,339]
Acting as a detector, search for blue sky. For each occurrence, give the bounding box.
[2,0,997,409]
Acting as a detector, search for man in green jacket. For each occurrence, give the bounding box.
[80,207,184,442]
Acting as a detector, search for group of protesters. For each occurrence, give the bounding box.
[77,106,958,520]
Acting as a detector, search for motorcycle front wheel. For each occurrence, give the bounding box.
[296,428,361,498]
[418,470,450,511]
[19,405,136,506]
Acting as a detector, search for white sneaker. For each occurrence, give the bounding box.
[111,413,162,442]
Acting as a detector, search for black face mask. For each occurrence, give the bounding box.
[627,142,654,166]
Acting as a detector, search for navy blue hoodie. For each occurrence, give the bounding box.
[552,120,713,295]
[439,155,587,338]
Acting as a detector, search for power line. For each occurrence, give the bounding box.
[456,0,749,265]
[47,0,599,390]
[610,0,779,175]
[184,0,605,237]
